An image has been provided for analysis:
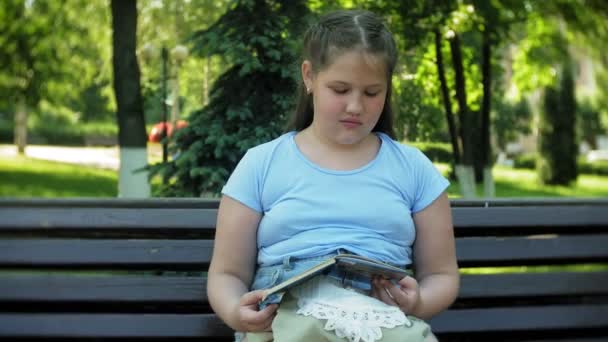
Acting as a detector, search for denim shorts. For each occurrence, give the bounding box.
[251,249,409,309]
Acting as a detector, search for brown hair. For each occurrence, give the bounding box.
[286,9,398,139]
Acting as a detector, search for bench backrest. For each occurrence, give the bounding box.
[1,198,607,340]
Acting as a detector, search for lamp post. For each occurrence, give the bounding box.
[141,43,171,164]
[169,45,188,132]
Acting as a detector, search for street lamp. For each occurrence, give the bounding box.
[169,45,188,130]
[141,43,171,165]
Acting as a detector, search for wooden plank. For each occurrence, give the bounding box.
[459,272,608,299]
[2,205,607,231]
[452,206,608,228]
[0,208,218,230]
[456,235,608,265]
[0,198,221,209]
[430,304,608,333]
[0,275,208,303]
[1,305,607,337]
[2,272,607,303]
[2,235,607,267]
[0,313,232,338]
[0,239,214,267]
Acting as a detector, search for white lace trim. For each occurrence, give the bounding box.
[291,276,411,342]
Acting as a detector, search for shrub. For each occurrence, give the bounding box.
[408,141,453,163]
[513,153,537,169]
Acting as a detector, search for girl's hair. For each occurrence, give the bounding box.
[286,9,398,139]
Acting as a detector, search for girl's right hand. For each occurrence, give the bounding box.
[237,290,278,332]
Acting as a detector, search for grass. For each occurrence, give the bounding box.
[0,155,117,197]
[437,164,608,198]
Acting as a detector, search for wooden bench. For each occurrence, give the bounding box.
[1,198,607,341]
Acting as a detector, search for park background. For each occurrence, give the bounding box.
[1,0,608,199]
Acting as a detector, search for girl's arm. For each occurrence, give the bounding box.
[207,195,277,331]
[372,192,459,319]
[409,192,459,319]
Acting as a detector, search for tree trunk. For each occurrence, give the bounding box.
[480,28,494,196]
[111,0,150,198]
[14,96,27,155]
[449,32,476,198]
[434,29,461,166]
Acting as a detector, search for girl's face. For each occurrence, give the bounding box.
[302,50,388,147]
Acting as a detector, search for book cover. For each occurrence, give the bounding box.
[260,254,412,301]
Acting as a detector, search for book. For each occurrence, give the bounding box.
[260,254,412,301]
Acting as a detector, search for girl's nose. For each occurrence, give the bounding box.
[345,93,363,115]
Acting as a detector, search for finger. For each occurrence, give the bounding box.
[240,290,265,306]
[376,283,399,306]
[262,317,275,332]
[398,276,418,290]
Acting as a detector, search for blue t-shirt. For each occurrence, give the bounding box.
[222,131,449,267]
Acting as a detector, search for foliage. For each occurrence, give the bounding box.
[577,100,603,149]
[537,62,578,185]
[492,98,531,152]
[151,0,311,196]
[514,153,608,177]
[0,0,113,118]
[407,141,453,164]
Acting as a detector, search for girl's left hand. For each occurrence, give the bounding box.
[370,275,420,315]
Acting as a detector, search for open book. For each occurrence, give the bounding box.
[261,254,412,301]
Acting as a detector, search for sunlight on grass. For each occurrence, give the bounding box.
[0,155,117,197]
[436,163,608,198]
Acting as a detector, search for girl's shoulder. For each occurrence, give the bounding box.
[246,131,296,157]
[376,132,425,159]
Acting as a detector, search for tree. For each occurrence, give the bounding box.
[0,0,107,152]
[151,0,310,196]
[111,0,150,197]
[538,62,578,185]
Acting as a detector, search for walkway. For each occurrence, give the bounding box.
[0,144,162,171]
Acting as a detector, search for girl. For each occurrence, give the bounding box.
[208,9,459,342]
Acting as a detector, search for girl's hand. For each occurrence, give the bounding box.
[371,275,421,315]
[237,290,278,332]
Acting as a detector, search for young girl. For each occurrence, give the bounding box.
[207,9,459,342]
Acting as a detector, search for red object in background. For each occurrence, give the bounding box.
[148,120,188,142]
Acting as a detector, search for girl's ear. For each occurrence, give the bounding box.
[301,60,313,92]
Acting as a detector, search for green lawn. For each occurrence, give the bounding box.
[437,164,608,198]
[1,155,608,198]
[0,155,118,197]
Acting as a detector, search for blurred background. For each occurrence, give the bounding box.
[1,0,607,199]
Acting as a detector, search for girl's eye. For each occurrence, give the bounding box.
[365,91,380,97]
[332,88,348,94]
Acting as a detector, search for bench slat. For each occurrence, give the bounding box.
[430,304,608,333]
[0,208,218,230]
[1,272,607,303]
[459,271,608,298]
[1,304,607,337]
[0,275,208,302]
[3,205,607,231]
[452,206,608,228]
[0,239,214,267]
[0,313,232,338]
[457,234,608,265]
[3,235,606,267]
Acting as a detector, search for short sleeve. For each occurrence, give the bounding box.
[411,149,450,213]
[221,149,263,213]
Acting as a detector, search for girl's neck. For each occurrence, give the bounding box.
[295,127,380,171]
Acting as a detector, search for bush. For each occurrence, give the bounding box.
[578,157,608,176]
[515,153,608,176]
[408,141,453,163]
[513,153,537,169]
[0,118,117,146]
